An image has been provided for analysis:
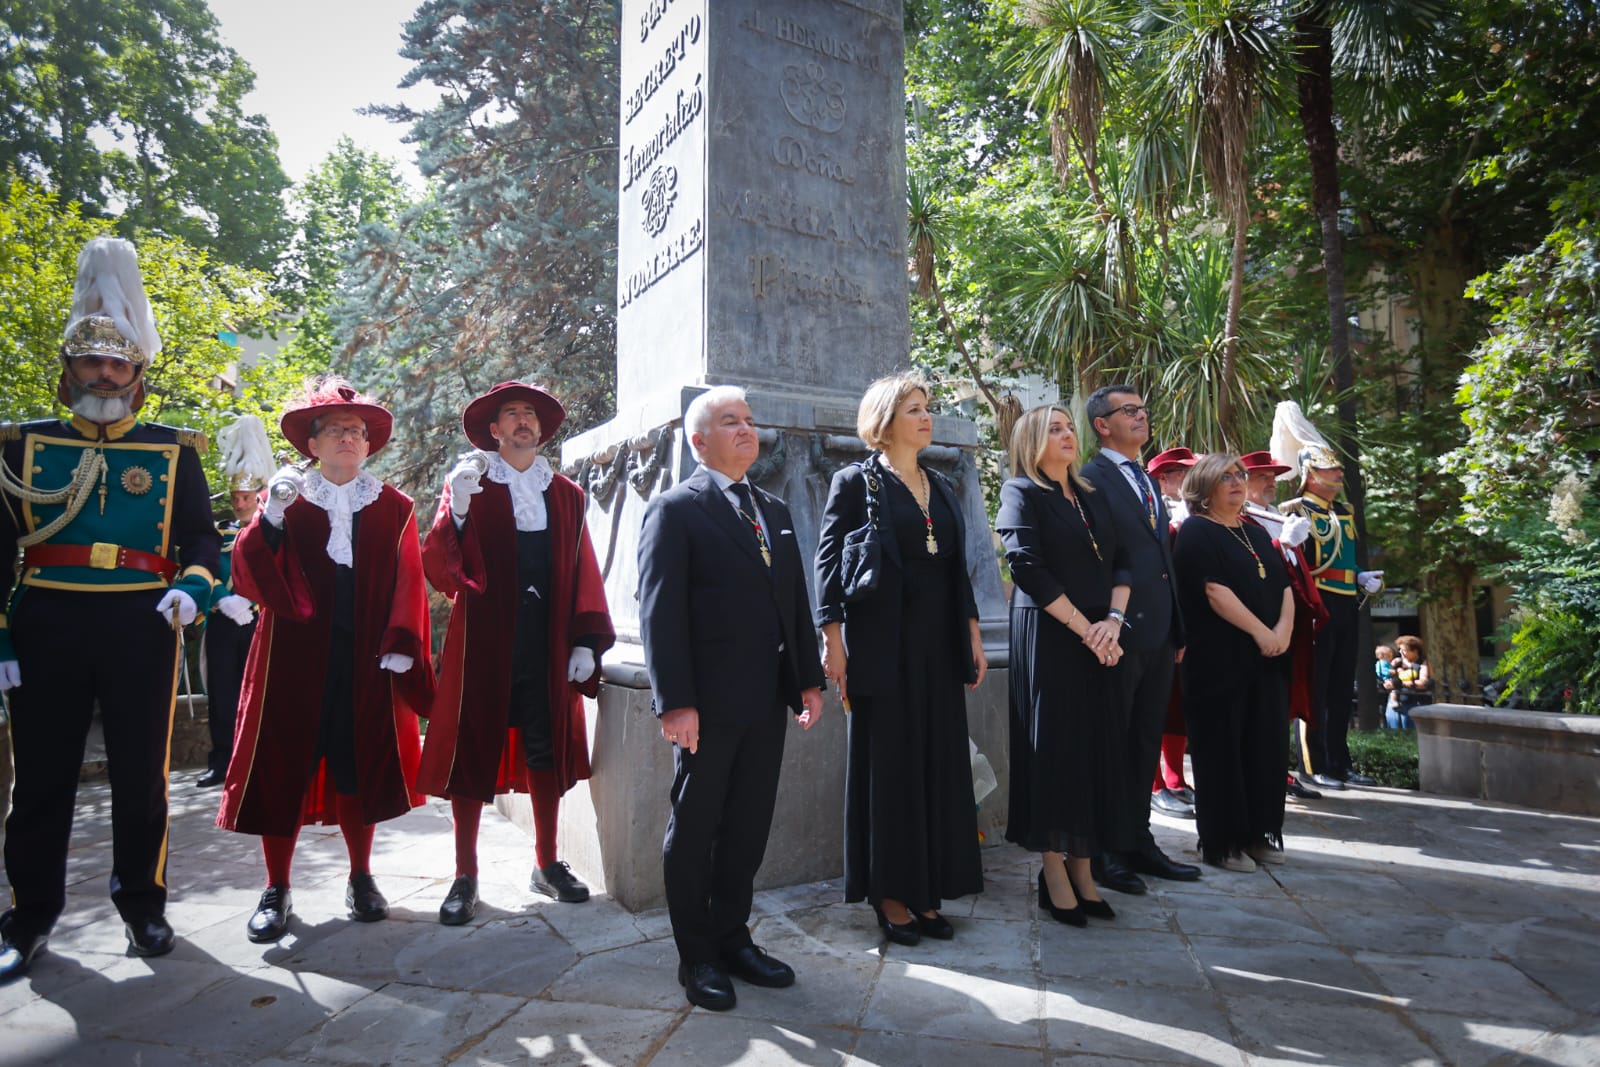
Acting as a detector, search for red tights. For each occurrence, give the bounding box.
[261,793,376,888]
[1152,733,1190,793]
[449,767,561,878]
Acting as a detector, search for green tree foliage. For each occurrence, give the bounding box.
[0,0,291,271]
[339,0,620,496]
[0,178,287,484]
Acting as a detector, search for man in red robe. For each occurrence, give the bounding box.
[417,381,614,925]
[217,378,434,943]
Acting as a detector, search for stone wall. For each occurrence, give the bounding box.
[1412,703,1600,816]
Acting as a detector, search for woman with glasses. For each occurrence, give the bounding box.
[1172,454,1295,873]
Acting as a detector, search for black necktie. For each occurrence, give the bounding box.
[1122,460,1158,529]
[730,483,771,567]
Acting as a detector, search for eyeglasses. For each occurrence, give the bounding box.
[1109,403,1148,418]
[316,425,368,441]
[1218,471,1247,484]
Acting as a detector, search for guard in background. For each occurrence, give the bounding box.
[196,416,274,788]
[0,237,220,979]
[1272,403,1384,790]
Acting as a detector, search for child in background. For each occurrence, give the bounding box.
[1375,645,1398,725]
[1388,637,1430,729]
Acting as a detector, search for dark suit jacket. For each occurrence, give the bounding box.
[1080,450,1185,652]
[813,456,980,698]
[995,475,1132,618]
[638,465,824,722]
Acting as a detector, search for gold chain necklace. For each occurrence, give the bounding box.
[884,459,938,555]
[1207,514,1265,579]
[1064,487,1102,560]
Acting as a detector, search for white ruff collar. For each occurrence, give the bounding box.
[302,469,383,566]
[486,453,552,532]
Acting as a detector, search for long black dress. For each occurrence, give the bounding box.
[839,470,983,911]
[998,476,1131,857]
[1173,516,1291,862]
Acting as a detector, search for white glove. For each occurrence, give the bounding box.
[264,466,304,526]
[1358,570,1384,594]
[447,459,485,520]
[567,646,596,684]
[379,653,413,673]
[156,588,198,627]
[216,594,254,626]
[0,661,19,692]
[1279,514,1311,548]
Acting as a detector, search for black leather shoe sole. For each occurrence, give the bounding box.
[439,876,478,926]
[125,918,175,957]
[678,962,736,1011]
[1127,852,1203,882]
[346,876,389,922]
[723,947,795,988]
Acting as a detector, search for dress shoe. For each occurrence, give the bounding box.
[874,904,921,946]
[915,911,955,940]
[678,960,736,1011]
[1036,870,1087,927]
[246,886,293,943]
[1078,896,1116,920]
[531,861,590,903]
[1245,841,1287,866]
[1126,847,1202,882]
[1175,785,1196,805]
[0,914,47,982]
[346,874,389,922]
[1151,787,1196,819]
[1307,773,1346,790]
[1092,854,1148,895]
[1342,771,1377,787]
[1286,778,1322,800]
[1214,851,1257,873]
[195,768,225,788]
[439,875,478,926]
[722,944,795,988]
[124,916,175,957]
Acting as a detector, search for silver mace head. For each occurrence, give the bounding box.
[460,450,490,478]
[268,475,300,503]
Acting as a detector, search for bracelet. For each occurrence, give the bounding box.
[1066,604,1080,630]
[1107,608,1125,624]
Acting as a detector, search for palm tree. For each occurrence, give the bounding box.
[1143,0,1286,448]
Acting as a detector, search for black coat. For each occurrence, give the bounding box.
[813,456,980,698]
[996,475,1131,616]
[1080,450,1186,652]
[638,465,824,721]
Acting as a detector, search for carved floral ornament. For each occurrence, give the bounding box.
[780,62,847,133]
[642,165,679,237]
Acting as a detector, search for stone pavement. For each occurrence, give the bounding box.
[2,777,1598,1067]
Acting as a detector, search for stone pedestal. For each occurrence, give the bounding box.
[1412,703,1600,815]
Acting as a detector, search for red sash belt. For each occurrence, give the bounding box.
[23,542,178,581]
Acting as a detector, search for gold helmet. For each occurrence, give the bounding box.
[1269,401,1340,487]
[218,415,275,494]
[56,237,160,410]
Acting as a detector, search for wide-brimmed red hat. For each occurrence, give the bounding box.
[1146,447,1199,476]
[1239,450,1291,477]
[462,381,566,451]
[280,380,394,459]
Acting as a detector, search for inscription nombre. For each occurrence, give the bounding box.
[620,218,704,309]
[623,74,702,192]
[625,13,701,125]
[714,184,899,259]
[739,9,884,73]
[748,252,872,306]
[772,135,854,186]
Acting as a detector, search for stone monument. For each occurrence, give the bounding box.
[512,0,1010,911]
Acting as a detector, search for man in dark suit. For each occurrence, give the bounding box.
[1080,385,1202,893]
[637,385,825,1012]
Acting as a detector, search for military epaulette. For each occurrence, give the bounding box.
[0,423,18,442]
[148,423,209,453]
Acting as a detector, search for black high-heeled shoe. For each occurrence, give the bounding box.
[1037,870,1087,927]
[915,911,955,940]
[1077,896,1116,920]
[874,903,922,946]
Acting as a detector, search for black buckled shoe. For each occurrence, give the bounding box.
[531,861,590,903]
[722,944,795,987]
[125,916,176,957]
[1092,854,1148,896]
[678,960,736,1011]
[346,874,389,922]
[439,876,478,926]
[0,913,47,982]
[247,886,293,943]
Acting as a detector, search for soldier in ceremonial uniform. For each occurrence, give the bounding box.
[1271,403,1383,790]
[417,381,615,925]
[196,416,274,788]
[0,237,220,979]
[216,378,433,943]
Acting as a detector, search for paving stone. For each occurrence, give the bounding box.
[278,981,523,1066]
[463,999,680,1065]
[863,961,1042,1048]
[1037,927,1204,990]
[850,1031,1048,1065]
[1167,895,1327,944]
[647,1014,854,1066]
[1042,982,1244,1066]
[1356,950,1578,1027]
[545,938,687,1012]
[1403,1013,1588,1067]
[1189,937,1389,1007]
[1220,991,1439,1065]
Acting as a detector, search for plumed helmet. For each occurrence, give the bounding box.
[1269,401,1339,486]
[58,237,161,411]
[218,414,276,493]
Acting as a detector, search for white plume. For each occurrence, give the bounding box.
[1269,401,1330,482]
[66,236,162,358]
[218,415,276,484]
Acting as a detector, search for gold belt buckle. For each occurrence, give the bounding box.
[89,542,120,569]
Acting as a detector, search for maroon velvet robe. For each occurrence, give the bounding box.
[217,484,434,837]
[416,471,614,802]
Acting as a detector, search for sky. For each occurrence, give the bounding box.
[207,0,435,186]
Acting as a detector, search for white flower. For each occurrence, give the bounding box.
[1547,473,1587,542]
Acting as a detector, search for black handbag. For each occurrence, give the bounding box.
[839,460,884,603]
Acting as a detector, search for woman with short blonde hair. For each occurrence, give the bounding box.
[856,372,932,452]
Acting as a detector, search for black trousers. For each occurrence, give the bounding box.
[1302,592,1358,777]
[4,588,180,936]
[203,614,255,775]
[662,699,787,966]
[1109,642,1175,856]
